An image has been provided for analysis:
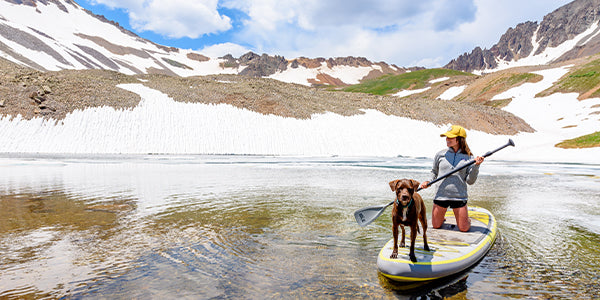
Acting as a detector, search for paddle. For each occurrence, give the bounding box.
[353,138,515,227]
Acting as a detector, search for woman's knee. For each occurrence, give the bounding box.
[454,206,471,232]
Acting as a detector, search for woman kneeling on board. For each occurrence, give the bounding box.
[419,125,484,232]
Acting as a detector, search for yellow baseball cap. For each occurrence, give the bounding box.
[441,125,467,138]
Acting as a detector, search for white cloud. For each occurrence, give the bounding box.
[218,0,546,67]
[199,42,249,58]
[86,0,573,67]
[88,0,232,38]
[222,0,435,32]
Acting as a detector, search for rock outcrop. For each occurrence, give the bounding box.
[445,0,600,72]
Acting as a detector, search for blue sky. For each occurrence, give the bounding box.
[77,0,572,68]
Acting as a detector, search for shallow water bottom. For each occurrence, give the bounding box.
[0,155,599,299]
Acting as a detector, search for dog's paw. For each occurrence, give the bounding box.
[390,251,398,259]
[399,242,406,248]
[424,245,430,252]
[409,254,417,262]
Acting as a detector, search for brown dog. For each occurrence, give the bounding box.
[389,179,430,262]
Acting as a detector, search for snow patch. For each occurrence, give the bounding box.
[269,62,375,86]
[438,86,466,100]
[494,66,600,162]
[393,87,430,97]
[430,77,449,84]
[0,79,597,164]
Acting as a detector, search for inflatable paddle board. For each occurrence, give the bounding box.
[377,206,497,282]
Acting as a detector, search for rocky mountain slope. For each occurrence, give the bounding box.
[0,56,532,135]
[1,0,599,142]
[0,0,406,86]
[445,0,600,72]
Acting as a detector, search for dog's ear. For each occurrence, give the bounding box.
[410,179,420,189]
[389,180,399,191]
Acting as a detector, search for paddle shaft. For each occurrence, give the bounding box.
[418,138,515,191]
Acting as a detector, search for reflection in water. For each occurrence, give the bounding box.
[0,156,599,298]
[379,271,470,297]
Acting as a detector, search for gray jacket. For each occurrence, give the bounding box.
[429,147,480,201]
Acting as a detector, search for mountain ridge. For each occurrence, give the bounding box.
[0,0,408,86]
[3,0,599,85]
[445,0,600,72]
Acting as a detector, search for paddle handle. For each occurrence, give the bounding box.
[417,139,514,192]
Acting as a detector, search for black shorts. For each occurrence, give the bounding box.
[434,200,467,209]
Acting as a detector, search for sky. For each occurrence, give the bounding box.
[77,0,573,68]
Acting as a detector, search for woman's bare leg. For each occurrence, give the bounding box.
[453,205,471,232]
[432,204,447,229]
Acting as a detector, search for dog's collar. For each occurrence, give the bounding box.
[395,196,413,209]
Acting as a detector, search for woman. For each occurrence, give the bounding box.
[419,125,484,232]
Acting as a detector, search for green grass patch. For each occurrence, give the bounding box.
[555,131,600,148]
[538,58,600,97]
[507,73,541,85]
[481,73,541,94]
[342,68,471,95]
[570,71,597,78]
[485,98,512,108]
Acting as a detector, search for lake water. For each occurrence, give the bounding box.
[0,155,599,299]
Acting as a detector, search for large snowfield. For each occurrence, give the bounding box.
[1,66,599,164]
[0,2,599,164]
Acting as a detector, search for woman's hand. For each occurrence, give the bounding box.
[419,181,430,190]
[475,156,484,165]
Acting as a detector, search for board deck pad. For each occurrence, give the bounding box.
[377,206,497,282]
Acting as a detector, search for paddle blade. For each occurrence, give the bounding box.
[354,201,393,227]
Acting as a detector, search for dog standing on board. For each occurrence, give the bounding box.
[389,179,430,262]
